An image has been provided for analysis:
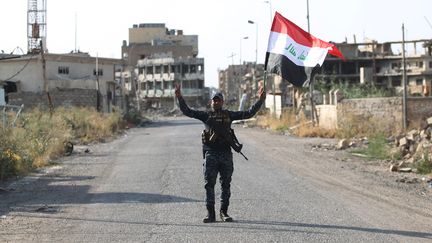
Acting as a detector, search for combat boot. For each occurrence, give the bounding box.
[220,206,233,222]
[203,205,216,223]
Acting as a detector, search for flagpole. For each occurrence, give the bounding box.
[307,0,316,126]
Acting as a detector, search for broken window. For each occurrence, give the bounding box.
[198,79,204,89]
[155,81,162,90]
[155,65,162,74]
[165,81,173,89]
[182,80,190,89]
[341,61,356,74]
[171,65,178,73]
[190,65,197,73]
[182,64,189,75]
[392,78,401,87]
[58,66,69,74]
[138,68,144,75]
[146,66,153,75]
[163,65,169,74]
[418,61,423,68]
[93,68,103,76]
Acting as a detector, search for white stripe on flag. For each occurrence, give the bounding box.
[267,31,329,67]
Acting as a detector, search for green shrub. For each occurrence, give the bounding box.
[351,133,390,160]
[415,154,432,174]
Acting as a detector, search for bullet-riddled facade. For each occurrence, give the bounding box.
[318,39,432,96]
[121,23,206,108]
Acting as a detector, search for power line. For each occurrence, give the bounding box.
[3,54,38,82]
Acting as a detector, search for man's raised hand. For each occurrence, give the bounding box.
[258,86,266,101]
[174,83,181,98]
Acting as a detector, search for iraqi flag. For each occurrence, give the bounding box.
[265,12,344,87]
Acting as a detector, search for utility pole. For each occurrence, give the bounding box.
[402,23,408,130]
[40,40,53,114]
[96,54,101,112]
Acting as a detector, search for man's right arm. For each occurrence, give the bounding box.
[178,96,208,122]
[175,83,208,121]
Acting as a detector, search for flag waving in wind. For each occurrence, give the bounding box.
[265,12,344,87]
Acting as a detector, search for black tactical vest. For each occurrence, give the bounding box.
[202,110,231,147]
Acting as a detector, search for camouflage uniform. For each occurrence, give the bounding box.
[178,96,263,210]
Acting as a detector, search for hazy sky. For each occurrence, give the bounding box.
[1,0,432,88]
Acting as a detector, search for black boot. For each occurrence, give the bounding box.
[220,206,233,222]
[203,205,216,223]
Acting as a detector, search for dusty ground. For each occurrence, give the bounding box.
[0,117,431,242]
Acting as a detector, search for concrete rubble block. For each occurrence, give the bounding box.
[398,167,412,173]
[336,139,350,150]
[424,127,432,140]
[427,116,432,126]
[420,130,429,139]
[415,140,427,155]
[398,137,409,148]
[348,140,357,147]
[406,129,418,141]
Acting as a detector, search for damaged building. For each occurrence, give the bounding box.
[0,52,123,111]
[121,23,207,109]
[137,56,205,108]
[317,38,432,96]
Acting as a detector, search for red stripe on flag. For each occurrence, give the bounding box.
[271,12,344,60]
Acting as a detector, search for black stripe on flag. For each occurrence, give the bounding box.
[265,52,317,87]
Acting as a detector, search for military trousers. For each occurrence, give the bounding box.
[203,150,234,208]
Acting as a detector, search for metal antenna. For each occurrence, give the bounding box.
[75,12,77,52]
[227,53,236,66]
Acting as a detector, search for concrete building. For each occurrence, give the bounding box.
[317,39,432,96]
[0,52,123,111]
[121,23,205,109]
[122,23,198,66]
[137,55,206,108]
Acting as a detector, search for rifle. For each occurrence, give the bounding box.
[206,118,249,160]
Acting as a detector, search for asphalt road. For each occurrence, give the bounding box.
[1,117,431,242]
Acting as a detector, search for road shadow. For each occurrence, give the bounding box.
[8,215,430,240]
[145,119,201,128]
[235,219,432,239]
[0,175,201,215]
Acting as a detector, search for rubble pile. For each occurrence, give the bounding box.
[389,117,432,173]
[314,116,432,180]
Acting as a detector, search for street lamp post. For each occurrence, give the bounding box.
[264,0,277,117]
[239,36,249,65]
[264,0,273,24]
[247,20,258,93]
[239,36,249,106]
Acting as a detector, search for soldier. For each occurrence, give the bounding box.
[174,84,266,223]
